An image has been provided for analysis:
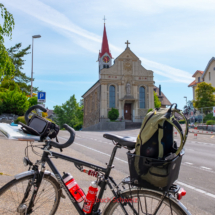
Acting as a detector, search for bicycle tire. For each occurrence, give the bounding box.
[0,174,61,215]
[103,189,189,215]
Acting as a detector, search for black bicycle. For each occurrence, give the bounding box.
[0,106,191,215]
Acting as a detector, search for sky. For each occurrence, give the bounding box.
[2,0,215,110]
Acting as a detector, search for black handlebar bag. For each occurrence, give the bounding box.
[19,115,59,140]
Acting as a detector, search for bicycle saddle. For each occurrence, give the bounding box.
[103,133,136,150]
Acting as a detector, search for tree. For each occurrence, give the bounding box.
[0,3,15,78]
[193,82,215,112]
[154,91,161,108]
[53,95,83,130]
[7,43,39,94]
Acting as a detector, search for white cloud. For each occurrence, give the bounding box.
[5,0,194,83]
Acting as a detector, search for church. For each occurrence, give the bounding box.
[82,23,170,129]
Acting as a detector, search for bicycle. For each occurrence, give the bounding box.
[0,105,191,215]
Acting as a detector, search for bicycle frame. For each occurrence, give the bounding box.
[37,144,125,215]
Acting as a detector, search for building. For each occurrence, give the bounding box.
[153,85,171,108]
[82,23,170,129]
[188,57,215,100]
[188,70,204,100]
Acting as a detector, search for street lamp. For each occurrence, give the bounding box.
[184,96,187,105]
[31,35,41,97]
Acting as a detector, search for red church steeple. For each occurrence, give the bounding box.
[99,24,112,58]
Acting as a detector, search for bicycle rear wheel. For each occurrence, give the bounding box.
[103,189,189,215]
[0,174,61,214]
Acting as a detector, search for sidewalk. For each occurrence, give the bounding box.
[0,136,127,214]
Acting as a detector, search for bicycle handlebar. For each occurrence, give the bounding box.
[47,124,75,149]
[25,105,47,124]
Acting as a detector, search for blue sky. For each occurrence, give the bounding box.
[2,0,215,110]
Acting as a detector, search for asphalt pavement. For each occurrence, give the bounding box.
[58,129,215,215]
[0,128,214,214]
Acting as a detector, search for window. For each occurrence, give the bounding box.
[107,65,109,68]
[139,87,145,108]
[198,77,200,82]
[209,72,211,81]
[109,85,115,108]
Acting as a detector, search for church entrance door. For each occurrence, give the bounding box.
[124,103,132,120]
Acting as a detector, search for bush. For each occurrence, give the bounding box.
[203,113,215,123]
[28,97,38,107]
[179,119,185,124]
[206,120,215,125]
[0,100,3,115]
[108,108,119,121]
[147,108,153,113]
[14,116,26,124]
[73,122,83,131]
[0,89,29,115]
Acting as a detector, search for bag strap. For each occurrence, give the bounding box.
[164,107,188,156]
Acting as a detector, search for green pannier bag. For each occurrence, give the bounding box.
[127,104,188,191]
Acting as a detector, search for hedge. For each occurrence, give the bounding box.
[206,120,215,125]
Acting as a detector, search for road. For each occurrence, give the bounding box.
[58,129,215,215]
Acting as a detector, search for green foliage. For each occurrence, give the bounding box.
[0,4,15,78]
[0,77,20,92]
[203,113,215,123]
[0,42,15,78]
[14,116,26,124]
[7,43,39,94]
[147,108,153,113]
[108,108,119,121]
[0,89,29,115]
[193,82,215,111]
[154,91,161,108]
[0,3,15,42]
[73,122,83,130]
[53,95,83,130]
[28,97,38,107]
[206,120,215,125]
[179,119,185,124]
[0,99,3,115]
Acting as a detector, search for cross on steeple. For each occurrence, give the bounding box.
[103,16,106,24]
[125,40,130,48]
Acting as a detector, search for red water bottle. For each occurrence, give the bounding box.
[62,172,85,202]
[82,181,98,213]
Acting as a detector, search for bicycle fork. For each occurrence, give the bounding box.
[17,163,45,214]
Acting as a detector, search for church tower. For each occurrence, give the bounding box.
[98,22,112,75]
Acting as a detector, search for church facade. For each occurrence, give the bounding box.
[82,24,157,129]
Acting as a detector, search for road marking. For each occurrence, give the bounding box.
[184,162,193,165]
[200,166,212,171]
[211,135,214,138]
[59,136,215,199]
[74,142,128,163]
[177,182,215,199]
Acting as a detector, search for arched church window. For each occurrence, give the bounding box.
[109,85,115,108]
[139,86,145,108]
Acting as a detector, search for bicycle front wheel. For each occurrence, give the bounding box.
[0,174,61,214]
[104,189,189,215]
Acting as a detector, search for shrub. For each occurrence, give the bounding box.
[28,97,38,107]
[14,116,26,124]
[0,89,29,115]
[0,100,3,115]
[179,119,185,124]
[206,120,215,125]
[73,122,83,131]
[147,108,153,113]
[108,108,119,121]
[203,113,215,123]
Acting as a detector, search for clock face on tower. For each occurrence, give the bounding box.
[103,56,110,63]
